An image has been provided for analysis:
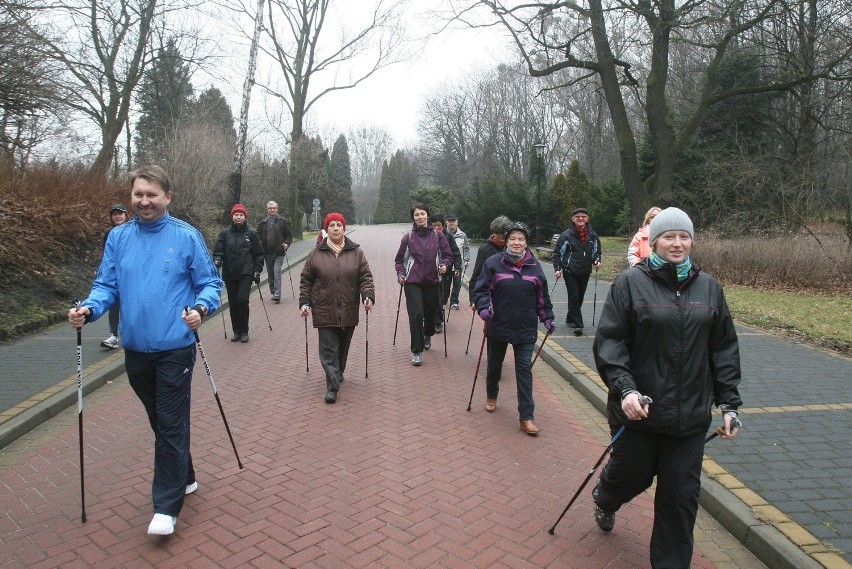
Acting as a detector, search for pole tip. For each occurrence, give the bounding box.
[547,527,555,535]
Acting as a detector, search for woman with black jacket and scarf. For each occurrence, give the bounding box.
[591,207,742,569]
[552,207,601,335]
[213,204,264,343]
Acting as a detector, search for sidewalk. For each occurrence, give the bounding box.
[0,224,846,568]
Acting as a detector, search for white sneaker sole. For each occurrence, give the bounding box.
[185,481,198,495]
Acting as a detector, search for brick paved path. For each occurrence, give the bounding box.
[0,225,770,567]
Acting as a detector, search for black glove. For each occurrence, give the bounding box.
[214,259,222,269]
[253,272,260,284]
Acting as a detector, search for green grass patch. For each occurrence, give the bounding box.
[723,286,851,354]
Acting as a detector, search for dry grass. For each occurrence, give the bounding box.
[0,167,126,273]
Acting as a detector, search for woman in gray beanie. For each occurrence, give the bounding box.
[591,207,743,568]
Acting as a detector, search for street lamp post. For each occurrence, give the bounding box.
[534,142,547,245]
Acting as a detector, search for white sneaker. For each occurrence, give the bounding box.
[100,334,120,349]
[185,481,198,495]
[147,513,176,535]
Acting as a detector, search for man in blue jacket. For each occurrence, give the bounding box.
[68,165,221,537]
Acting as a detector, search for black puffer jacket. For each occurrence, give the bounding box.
[467,235,505,304]
[553,224,601,276]
[213,224,264,280]
[593,260,742,437]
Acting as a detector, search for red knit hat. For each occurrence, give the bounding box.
[324,212,346,230]
[230,203,248,217]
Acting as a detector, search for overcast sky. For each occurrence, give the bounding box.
[201,1,513,150]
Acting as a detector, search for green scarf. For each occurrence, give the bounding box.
[648,251,692,282]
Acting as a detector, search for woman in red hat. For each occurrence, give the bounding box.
[299,213,375,403]
[213,204,265,342]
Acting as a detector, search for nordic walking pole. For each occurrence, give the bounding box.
[365,309,369,378]
[466,325,488,411]
[465,307,475,354]
[550,275,561,296]
[188,309,243,469]
[440,278,448,357]
[591,266,599,326]
[304,316,310,372]
[73,301,87,523]
[705,416,742,443]
[392,283,403,346]
[531,329,552,367]
[548,395,651,535]
[254,279,272,330]
[221,309,228,339]
[284,249,296,299]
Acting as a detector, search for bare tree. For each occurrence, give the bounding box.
[255,0,406,233]
[455,0,852,227]
[347,124,394,223]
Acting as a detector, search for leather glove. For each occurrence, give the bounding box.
[252,272,260,284]
[478,308,493,322]
[544,319,556,334]
[214,259,222,269]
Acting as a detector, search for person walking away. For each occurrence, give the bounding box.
[446,214,470,310]
[472,221,555,435]
[430,213,462,332]
[467,215,510,309]
[394,203,453,366]
[552,207,602,336]
[299,213,375,403]
[100,203,129,349]
[213,204,264,343]
[627,206,661,267]
[68,165,221,536]
[257,200,293,302]
[591,207,742,568]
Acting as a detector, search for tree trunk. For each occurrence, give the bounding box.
[588,0,645,228]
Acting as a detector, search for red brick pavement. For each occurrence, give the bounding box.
[0,225,724,568]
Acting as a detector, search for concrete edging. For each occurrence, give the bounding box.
[537,341,821,569]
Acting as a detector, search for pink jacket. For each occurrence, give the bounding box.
[627,225,651,267]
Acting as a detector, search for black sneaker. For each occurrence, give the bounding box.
[595,505,615,532]
[574,328,583,337]
[324,390,337,404]
[424,336,431,350]
[435,322,443,333]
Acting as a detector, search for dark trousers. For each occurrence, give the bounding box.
[564,273,591,328]
[317,326,355,392]
[404,282,438,353]
[485,338,535,421]
[108,300,120,336]
[435,273,453,324]
[450,271,462,305]
[125,346,196,517]
[225,278,252,335]
[593,429,705,569]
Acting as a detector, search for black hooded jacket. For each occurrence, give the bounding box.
[213,223,265,280]
[593,259,742,437]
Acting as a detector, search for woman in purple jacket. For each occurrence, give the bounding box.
[394,203,454,366]
[472,221,555,435]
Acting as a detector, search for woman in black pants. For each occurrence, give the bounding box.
[394,203,453,367]
[213,204,264,343]
[592,207,742,568]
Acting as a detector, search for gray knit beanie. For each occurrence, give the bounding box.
[648,207,694,244]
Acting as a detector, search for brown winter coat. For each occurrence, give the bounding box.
[299,237,375,328]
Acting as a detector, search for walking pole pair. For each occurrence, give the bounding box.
[73,301,87,523]
[466,324,488,411]
[188,309,244,470]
